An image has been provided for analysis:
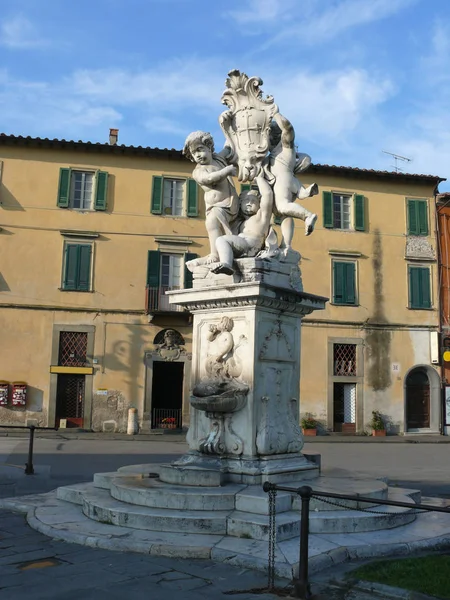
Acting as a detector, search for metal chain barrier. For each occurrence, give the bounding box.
[311,494,428,517]
[268,487,277,590]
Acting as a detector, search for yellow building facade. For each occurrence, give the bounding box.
[0,133,444,434]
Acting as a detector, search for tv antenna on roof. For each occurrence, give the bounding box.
[382,150,412,173]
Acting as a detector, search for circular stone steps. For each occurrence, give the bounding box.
[109,476,246,511]
[81,488,230,535]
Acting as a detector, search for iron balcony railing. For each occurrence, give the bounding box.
[145,286,184,313]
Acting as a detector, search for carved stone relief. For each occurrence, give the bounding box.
[259,320,295,362]
[149,329,190,362]
[405,237,436,260]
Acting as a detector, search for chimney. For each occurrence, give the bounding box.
[109,128,119,145]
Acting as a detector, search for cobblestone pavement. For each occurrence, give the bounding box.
[0,508,387,600]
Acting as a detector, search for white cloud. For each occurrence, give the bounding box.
[263,67,394,141]
[226,0,297,25]
[0,15,47,49]
[420,21,450,85]
[229,0,417,49]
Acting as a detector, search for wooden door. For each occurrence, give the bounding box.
[406,370,430,429]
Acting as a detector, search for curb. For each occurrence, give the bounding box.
[349,579,441,599]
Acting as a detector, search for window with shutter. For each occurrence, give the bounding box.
[409,266,431,309]
[407,199,428,236]
[62,243,93,291]
[333,261,357,305]
[57,168,108,211]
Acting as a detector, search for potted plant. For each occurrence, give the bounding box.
[370,410,386,437]
[301,413,318,436]
[160,417,177,429]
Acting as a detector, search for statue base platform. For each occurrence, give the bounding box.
[3,464,446,581]
[160,451,319,486]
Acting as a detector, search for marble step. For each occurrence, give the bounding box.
[227,494,417,540]
[81,488,230,535]
[110,476,246,511]
[308,494,416,534]
[228,510,301,541]
[291,476,389,512]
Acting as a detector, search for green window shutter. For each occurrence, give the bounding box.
[240,184,251,193]
[408,200,418,235]
[323,191,333,228]
[333,261,345,304]
[57,168,71,208]
[409,266,431,309]
[420,268,431,308]
[417,201,428,235]
[334,261,356,304]
[77,245,92,291]
[63,244,79,290]
[94,171,108,211]
[354,194,365,231]
[344,262,356,304]
[187,179,198,217]
[184,253,198,289]
[147,250,160,287]
[151,176,163,214]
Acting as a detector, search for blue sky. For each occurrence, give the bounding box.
[0,0,449,188]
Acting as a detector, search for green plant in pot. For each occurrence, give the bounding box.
[370,410,386,436]
[301,413,317,436]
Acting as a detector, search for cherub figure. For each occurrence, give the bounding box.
[211,178,273,276]
[183,131,239,263]
[267,112,319,254]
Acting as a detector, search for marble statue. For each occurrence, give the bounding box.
[267,112,318,253]
[183,131,239,264]
[212,181,273,275]
[184,69,319,276]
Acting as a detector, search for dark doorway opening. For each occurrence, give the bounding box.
[151,361,184,429]
[406,368,430,429]
[56,374,85,427]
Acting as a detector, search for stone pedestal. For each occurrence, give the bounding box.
[166,256,327,484]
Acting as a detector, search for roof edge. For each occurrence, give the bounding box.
[0,133,445,184]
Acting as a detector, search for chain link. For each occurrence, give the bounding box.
[268,488,277,590]
[312,494,427,516]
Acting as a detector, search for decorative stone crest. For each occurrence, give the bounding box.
[148,329,190,362]
[220,69,277,182]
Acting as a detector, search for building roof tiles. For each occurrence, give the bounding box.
[0,132,445,184]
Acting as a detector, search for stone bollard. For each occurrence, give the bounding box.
[127,408,139,435]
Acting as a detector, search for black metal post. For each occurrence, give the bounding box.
[25,425,35,475]
[293,485,312,599]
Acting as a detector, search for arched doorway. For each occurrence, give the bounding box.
[406,367,430,429]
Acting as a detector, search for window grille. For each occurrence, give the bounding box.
[59,332,88,366]
[333,343,357,376]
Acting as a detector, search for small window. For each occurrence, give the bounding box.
[71,171,94,210]
[57,168,108,211]
[408,266,431,309]
[407,199,428,236]
[62,243,93,291]
[333,343,357,376]
[323,192,365,231]
[332,260,357,305]
[163,179,185,216]
[333,194,351,230]
[151,176,198,217]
